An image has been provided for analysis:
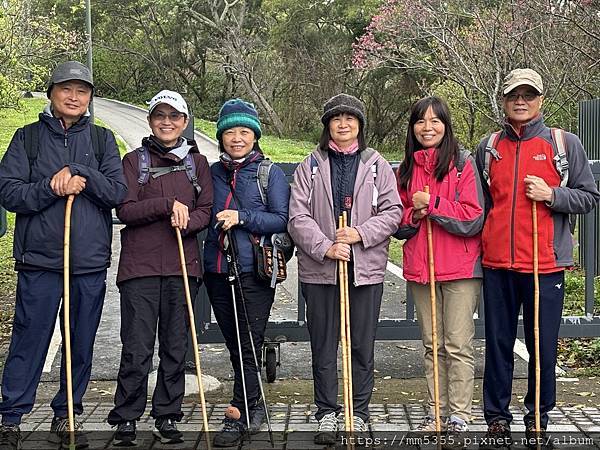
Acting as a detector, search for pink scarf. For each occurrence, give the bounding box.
[329,139,359,154]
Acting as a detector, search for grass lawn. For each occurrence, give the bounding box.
[0,99,48,303]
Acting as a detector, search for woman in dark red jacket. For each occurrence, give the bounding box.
[395,96,484,446]
[107,90,213,446]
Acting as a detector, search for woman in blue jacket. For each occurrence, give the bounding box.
[203,99,290,447]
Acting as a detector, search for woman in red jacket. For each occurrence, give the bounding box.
[395,96,484,446]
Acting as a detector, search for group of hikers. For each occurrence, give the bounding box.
[0,60,597,450]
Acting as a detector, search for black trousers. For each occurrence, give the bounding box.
[205,272,275,423]
[107,276,198,425]
[303,272,383,422]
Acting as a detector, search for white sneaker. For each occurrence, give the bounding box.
[314,412,338,445]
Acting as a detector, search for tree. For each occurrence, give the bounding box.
[353,0,600,134]
[0,0,81,108]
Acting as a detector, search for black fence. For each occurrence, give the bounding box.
[189,160,600,348]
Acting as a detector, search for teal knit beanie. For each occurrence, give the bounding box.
[216,99,262,140]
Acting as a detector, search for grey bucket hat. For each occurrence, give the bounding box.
[47,61,94,98]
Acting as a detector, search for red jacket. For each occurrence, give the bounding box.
[396,148,484,284]
[475,116,600,273]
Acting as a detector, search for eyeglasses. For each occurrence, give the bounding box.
[151,111,186,122]
[505,92,540,102]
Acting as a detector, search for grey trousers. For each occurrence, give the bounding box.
[303,276,383,422]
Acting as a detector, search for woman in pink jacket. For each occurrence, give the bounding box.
[395,96,484,446]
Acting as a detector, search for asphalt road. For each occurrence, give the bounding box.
[37,97,529,385]
[92,97,220,161]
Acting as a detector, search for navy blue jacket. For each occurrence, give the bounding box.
[0,112,127,274]
[204,154,290,274]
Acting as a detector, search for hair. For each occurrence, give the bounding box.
[397,96,460,189]
[318,113,367,152]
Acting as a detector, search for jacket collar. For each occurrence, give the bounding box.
[39,106,90,135]
[502,114,546,141]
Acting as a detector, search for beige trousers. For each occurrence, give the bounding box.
[408,278,481,421]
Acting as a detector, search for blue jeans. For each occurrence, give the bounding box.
[0,270,106,425]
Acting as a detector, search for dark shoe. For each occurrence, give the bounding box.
[443,418,468,449]
[479,420,512,449]
[213,417,246,447]
[153,417,183,444]
[314,412,338,445]
[0,424,22,450]
[113,421,137,447]
[48,417,89,449]
[249,403,266,435]
[525,422,554,449]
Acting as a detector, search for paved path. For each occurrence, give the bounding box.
[15,402,600,449]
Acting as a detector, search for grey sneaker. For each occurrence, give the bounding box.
[314,412,338,445]
[48,417,88,449]
[414,415,447,432]
[0,424,21,450]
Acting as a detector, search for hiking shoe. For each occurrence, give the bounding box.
[249,403,266,435]
[213,417,246,447]
[153,417,183,444]
[0,424,21,450]
[48,417,89,449]
[443,418,469,449]
[352,415,368,433]
[479,420,512,449]
[413,415,447,432]
[314,412,338,445]
[112,421,137,447]
[525,422,554,449]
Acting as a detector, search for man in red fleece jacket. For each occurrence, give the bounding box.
[476,69,599,449]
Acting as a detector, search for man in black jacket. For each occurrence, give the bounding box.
[0,61,127,450]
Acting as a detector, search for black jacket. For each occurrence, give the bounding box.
[0,111,127,274]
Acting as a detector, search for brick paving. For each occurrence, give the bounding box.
[14,402,600,449]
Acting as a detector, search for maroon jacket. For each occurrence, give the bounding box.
[116,138,213,284]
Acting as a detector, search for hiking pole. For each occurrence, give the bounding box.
[342,211,354,433]
[532,201,542,443]
[217,223,251,436]
[223,225,274,447]
[338,213,354,438]
[175,228,212,450]
[424,186,441,434]
[63,194,76,450]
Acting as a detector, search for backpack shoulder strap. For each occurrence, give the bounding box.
[90,124,107,163]
[551,128,569,187]
[184,153,201,194]
[257,159,273,205]
[137,147,151,185]
[455,149,471,179]
[310,154,319,180]
[22,122,40,166]
[483,131,503,185]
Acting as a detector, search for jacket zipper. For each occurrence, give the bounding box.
[510,140,521,267]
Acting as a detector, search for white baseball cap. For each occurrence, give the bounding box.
[147,90,189,116]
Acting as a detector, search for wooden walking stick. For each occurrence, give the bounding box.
[424,186,441,433]
[338,213,354,436]
[532,201,541,440]
[342,211,354,432]
[175,228,212,450]
[63,194,76,450]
